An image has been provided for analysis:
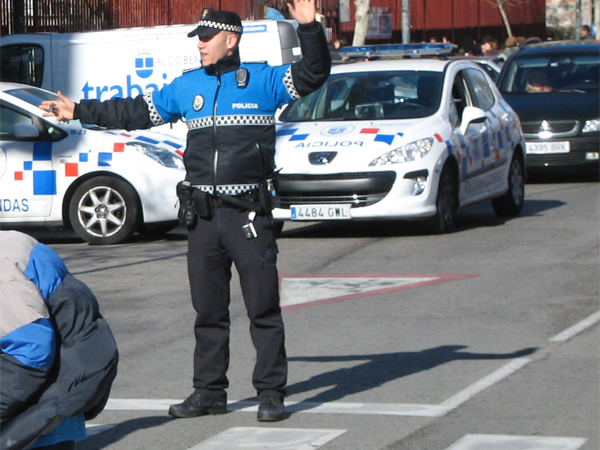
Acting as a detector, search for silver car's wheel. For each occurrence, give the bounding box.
[69,176,140,244]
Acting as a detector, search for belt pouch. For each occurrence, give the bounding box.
[192,189,213,219]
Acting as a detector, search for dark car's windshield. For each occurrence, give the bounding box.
[280,71,443,122]
[500,53,600,94]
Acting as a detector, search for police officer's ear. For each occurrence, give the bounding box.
[226,32,240,51]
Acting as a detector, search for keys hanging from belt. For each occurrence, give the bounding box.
[242,211,258,240]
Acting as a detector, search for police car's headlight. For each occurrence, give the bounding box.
[582,119,600,133]
[369,138,433,166]
[126,142,184,169]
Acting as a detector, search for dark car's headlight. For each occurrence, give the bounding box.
[369,138,433,166]
[582,119,600,133]
[126,142,184,169]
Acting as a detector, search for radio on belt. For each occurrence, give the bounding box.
[243,211,258,239]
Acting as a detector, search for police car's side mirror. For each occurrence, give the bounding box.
[14,123,40,139]
[460,106,486,135]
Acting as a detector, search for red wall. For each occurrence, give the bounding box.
[335,0,546,43]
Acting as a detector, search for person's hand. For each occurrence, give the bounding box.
[40,91,75,122]
[287,0,317,25]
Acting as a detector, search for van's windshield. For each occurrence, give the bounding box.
[0,45,44,87]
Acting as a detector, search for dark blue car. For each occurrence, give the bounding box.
[497,40,599,173]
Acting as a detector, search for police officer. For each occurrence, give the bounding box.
[41,0,330,423]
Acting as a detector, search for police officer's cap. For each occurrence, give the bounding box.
[188,8,243,37]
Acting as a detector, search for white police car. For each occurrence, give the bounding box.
[0,83,185,244]
[273,44,526,233]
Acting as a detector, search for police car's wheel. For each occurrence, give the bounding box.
[492,153,525,217]
[429,165,458,234]
[274,221,284,236]
[69,176,140,245]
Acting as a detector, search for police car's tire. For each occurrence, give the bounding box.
[429,165,458,234]
[492,153,525,217]
[274,221,284,236]
[69,176,140,245]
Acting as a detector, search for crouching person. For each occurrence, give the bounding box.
[0,230,119,450]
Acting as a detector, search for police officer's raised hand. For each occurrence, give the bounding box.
[287,0,317,25]
[40,91,75,122]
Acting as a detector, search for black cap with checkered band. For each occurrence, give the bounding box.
[188,8,243,37]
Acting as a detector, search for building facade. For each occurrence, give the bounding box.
[2,0,549,44]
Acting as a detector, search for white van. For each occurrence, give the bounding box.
[0,20,300,136]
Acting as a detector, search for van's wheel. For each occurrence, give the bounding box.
[428,165,458,234]
[492,153,525,217]
[69,176,140,245]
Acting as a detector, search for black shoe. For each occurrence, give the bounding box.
[168,391,227,418]
[257,396,285,422]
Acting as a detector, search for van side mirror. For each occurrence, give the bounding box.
[460,106,487,134]
[14,123,40,139]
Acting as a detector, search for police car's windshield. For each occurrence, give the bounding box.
[500,53,600,94]
[280,71,443,122]
[7,87,59,106]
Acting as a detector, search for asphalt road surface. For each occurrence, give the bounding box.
[19,172,599,450]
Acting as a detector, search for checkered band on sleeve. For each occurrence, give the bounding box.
[143,92,166,126]
[283,67,301,100]
[196,20,243,34]
[187,115,275,130]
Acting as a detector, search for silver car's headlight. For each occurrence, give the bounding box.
[582,119,600,133]
[126,141,184,169]
[369,137,433,166]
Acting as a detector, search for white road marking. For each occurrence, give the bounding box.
[280,276,438,307]
[186,427,346,450]
[444,434,587,450]
[549,310,600,342]
[279,273,479,310]
[438,358,531,412]
[85,423,117,437]
[105,398,448,417]
[228,400,450,417]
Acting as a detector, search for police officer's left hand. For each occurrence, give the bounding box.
[287,0,317,25]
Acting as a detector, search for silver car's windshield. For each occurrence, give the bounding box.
[280,70,444,122]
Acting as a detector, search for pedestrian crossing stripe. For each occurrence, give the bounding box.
[279,273,480,311]
[186,427,346,450]
[445,434,587,450]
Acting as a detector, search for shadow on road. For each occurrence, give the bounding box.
[77,416,171,450]
[278,197,565,239]
[285,345,537,408]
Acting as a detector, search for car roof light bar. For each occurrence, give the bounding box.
[338,43,455,58]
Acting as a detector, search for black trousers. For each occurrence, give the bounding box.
[187,206,287,399]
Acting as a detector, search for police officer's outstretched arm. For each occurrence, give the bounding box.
[41,87,168,131]
[287,0,331,95]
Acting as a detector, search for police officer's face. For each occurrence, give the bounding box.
[198,31,238,66]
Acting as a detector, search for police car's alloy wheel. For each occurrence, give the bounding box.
[69,176,140,245]
[492,153,525,217]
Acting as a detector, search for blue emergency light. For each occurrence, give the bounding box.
[338,43,455,58]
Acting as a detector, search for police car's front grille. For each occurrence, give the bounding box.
[275,171,396,209]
